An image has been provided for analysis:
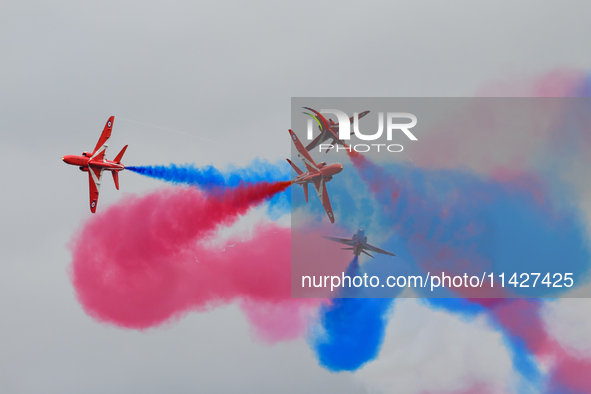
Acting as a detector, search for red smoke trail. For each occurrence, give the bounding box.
[69,182,319,341]
[346,150,366,168]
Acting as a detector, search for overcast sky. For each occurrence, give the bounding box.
[2,1,591,393]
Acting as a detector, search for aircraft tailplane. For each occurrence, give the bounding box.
[112,171,120,190]
[361,249,374,258]
[114,145,128,164]
[286,158,303,175]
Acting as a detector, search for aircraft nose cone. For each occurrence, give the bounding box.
[62,157,65,162]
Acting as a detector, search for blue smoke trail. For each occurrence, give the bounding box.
[343,159,591,298]
[128,158,289,188]
[505,330,543,391]
[310,257,394,371]
[347,161,585,386]
[128,158,291,215]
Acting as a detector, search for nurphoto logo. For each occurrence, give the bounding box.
[306,109,418,153]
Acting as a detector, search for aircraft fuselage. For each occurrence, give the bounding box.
[351,229,369,256]
[62,154,125,171]
[292,163,343,185]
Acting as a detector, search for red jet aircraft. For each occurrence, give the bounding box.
[287,129,343,223]
[303,107,370,153]
[62,116,128,213]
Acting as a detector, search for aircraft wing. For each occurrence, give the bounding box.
[91,116,114,161]
[305,132,326,152]
[88,165,103,213]
[312,177,335,223]
[322,236,354,246]
[289,129,319,174]
[364,242,396,257]
[348,110,370,124]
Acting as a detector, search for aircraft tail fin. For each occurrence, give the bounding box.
[112,171,120,190]
[361,249,374,258]
[286,158,303,175]
[287,159,309,202]
[114,145,128,164]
